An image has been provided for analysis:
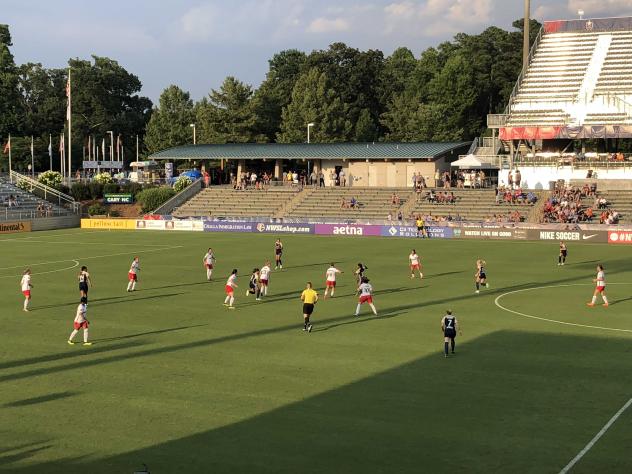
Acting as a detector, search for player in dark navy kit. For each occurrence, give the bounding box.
[274,239,283,269]
[441,310,460,358]
[78,266,92,300]
[475,259,488,294]
[558,241,568,266]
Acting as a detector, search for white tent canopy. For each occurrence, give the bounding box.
[450,154,495,169]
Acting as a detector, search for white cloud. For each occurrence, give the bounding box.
[307,17,351,33]
[567,0,632,17]
[384,0,492,37]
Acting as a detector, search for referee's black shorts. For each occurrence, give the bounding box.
[303,303,314,315]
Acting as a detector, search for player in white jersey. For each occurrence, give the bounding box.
[324,263,343,299]
[224,269,238,309]
[126,257,140,292]
[68,297,92,346]
[259,261,272,297]
[354,277,377,316]
[409,250,423,279]
[20,269,33,312]
[203,248,216,281]
[587,264,609,307]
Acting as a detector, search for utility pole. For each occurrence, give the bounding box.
[523,0,531,68]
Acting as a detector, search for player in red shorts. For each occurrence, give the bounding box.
[68,297,91,346]
[354,276,377,317]
[587,264,609,307]
[409,250,423,279]
[126,256,140,292]
[224,269,238,309]
[20,269,33,312]
[203,248,216,281]
[324,263,342,299]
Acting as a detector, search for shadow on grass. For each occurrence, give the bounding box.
[4,331,630,474]
[3,391,77,408]
[31,292,187,311]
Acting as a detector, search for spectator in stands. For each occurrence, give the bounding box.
[412,172,417,188]
[340,197,348,209]
[397,210,403,222]
[387,212,393,221]
[309,171,317,186]
[585,207,594,222]
[526,191,537,204]
[350,196,358,209]
[37,203,44,217]
[46,204,53,217]
[203,171,210,188]
[319,171,325,187]
[514,169,521,188]
[457,171,465,189]
[427,190,436,203]
[339,169,346,187]
[508,171,514,189]
[391,194,400,206]
[329,171,335,187]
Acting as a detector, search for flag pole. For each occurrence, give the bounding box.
[8,134,12,176]
[31,136,34,178]
[49,134,53,170]
[67,68,72,183]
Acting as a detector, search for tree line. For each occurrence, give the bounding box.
[0,20,539,171]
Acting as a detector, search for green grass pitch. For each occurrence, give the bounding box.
[1,228,631,473]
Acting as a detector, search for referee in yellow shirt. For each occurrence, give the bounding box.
[300,282,318,333]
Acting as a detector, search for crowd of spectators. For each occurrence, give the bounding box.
[495,186,538,205]
[423,190,457,204]
[484,211,524,223]
[2,194,19,208]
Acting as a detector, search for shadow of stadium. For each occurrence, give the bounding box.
[3,331,630,474]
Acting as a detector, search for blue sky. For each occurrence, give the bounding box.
[4,0,632,102]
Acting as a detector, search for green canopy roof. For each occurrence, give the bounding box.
[149,142,470,161]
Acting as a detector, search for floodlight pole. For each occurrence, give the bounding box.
[523,0,530,68]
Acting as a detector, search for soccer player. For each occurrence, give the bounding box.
[20,269,33,312]
[246,268,262,300]
[203,248,216,280]
[354,263,368,287]
[274,239,283,269]
[475,259,488,294]
[441,310,460,358]
[558,241,568,266]
[126,257,140,292]
[260,261,272,296]
[78,266,92,299]
[409,250,423,279]
[68,297,92,346]
[300,281,318,333]
[587,264,609,307]
[324,263,343,299]
[224,269,238,309]
[354,276,378,317]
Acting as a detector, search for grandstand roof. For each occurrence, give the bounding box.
[150,142,470,161]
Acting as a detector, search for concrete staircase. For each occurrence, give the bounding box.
[0,177,72,221]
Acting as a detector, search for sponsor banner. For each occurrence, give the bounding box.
[608,231,632,244]
[453,227,527,240]
[255,223,314,234]
[381,225,454,239]
[315,224,381,237]
[104,193,133,204]
[204,221,256,233]
[529,229,607,243]
[81,218,136,230]
[135,220,167,230]
[0,221,31,234]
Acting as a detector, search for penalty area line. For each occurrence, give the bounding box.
[558,397,632,474]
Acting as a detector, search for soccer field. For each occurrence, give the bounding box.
[1,229,631,473]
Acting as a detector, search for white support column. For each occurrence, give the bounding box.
[274,159,282,179]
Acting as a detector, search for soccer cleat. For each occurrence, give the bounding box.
[354,313,359,317]
[223,303,229,307]
[486,283,489,288]
[83,342,92,346]
[603,303,609,307]
[557,263,561,266]
[228,306,235,310]
[245,290,249,296]
[307,324,313,333]
[67,340,75,345]
[23,308,29,312]
[303,327,307,331]
[475,290,480,294]
[587,302,595,307]
[444,354,448,358]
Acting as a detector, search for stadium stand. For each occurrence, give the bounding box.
[0,177,72,220]
[171,186,299,218]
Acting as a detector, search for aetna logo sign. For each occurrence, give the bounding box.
[332,226,363,235]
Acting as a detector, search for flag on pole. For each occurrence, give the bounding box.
[3,136,10,154]
[66,75,71,121]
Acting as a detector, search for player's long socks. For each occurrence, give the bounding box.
[229,296,234,306]
[444,342,449,356]
[603,295,609,305]
[69,329,79,341]
[83,329,89,343]
[451,339,455,353]
[476,282,480,291]
[23,298,29,311]
[131,281,136,291]
[304,316,309,329]
[369,303,377,315]
[207,269,212,280]
[355,303,361,315]
[224,295,230,305]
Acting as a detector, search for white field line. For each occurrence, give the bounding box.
[494,283,632,334]
[558,397,632,474]
[0,245,183,278]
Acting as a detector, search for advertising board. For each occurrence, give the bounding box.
[104,194,133,204]
[204,221,256,233]
[608,230,632,244]
[528,229,607,243]
[254,223,314,234]
[81,218,136,230]
[315,224,381,236]
[0,221,31,234]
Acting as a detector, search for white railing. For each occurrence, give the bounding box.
[578,34,612,106]
[8,170,80,214]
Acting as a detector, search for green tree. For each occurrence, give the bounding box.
[0,24,21,140]
[277,67,351,143]
[354,108,378,142]
[253,49,307,141]
[18,63,66,138]
[196,76,265,143]
[144,85,195,154]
